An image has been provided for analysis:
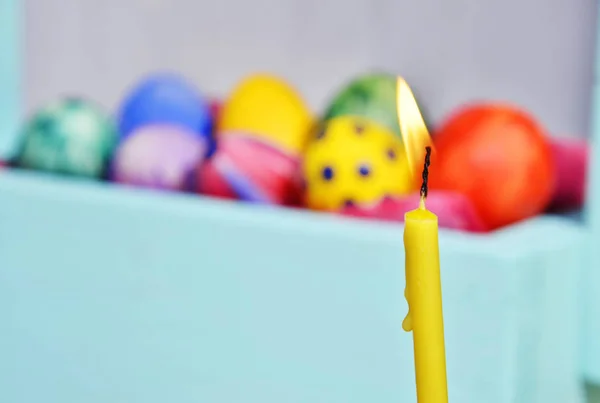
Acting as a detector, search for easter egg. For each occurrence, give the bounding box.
[340,191,487,232]
[429,103,556,230]
[112,124,206,190]
[324,72,402,139]
[197,133,301,205]
[16,97,117,178]
[117,73,212,142]
[217,74,314,155]
[302,116,415,211]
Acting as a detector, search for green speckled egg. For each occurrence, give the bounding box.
[16,97,117,178]
[323,73,403,139]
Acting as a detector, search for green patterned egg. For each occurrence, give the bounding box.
[323,72,406,140]
[16,97,117,178]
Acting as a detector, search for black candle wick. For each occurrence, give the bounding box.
[420,146,432,199]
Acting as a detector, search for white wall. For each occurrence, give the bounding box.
[24,0,598,137]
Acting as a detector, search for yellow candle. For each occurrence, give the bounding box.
[396,78,448,403]
[402,147,448,403]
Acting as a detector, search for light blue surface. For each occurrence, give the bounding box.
[582,0,600,384]
[0,170,585,403]
[0,0,21,159]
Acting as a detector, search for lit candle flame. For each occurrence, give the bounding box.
[396,77,434,179]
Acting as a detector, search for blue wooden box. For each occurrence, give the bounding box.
[0,0,592,402]
[0,170,585,403]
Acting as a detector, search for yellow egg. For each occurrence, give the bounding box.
[218,74,314,155]
[302,116,416,211]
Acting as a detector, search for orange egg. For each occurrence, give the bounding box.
[429,103,556,230]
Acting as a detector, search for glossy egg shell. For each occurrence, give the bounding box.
[16,97,117,178]
[217,74,314,156]
[429,103,556,230]
[302,116,415,211]
[117,73,212,144]
[197,132,302,205]
[112,124,206,190]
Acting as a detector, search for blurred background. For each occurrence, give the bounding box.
[1,0,599,402]
[24,0,595,134]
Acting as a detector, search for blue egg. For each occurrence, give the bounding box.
[117,73,213,145]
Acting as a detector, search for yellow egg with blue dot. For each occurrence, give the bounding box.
[302,116,416,211]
